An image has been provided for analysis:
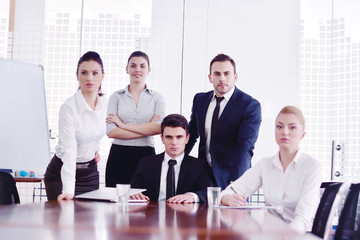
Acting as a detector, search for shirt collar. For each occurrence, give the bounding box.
[75,89,91,112]
[75,89,105,112]
[272,148,303,169]
[164,152,184,167]
[212,86,235,102]
[96,93,106,109]
[292,148,302,163]
[119,84,153,95]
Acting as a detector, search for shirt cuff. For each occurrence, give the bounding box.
[219,188,234,202]
[62,180,75,196]
[106,123,117,135]
[289,217,308,234]
[190,192,200,203]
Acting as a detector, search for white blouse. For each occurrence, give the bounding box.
[55,90,107,195]
[220,150,322,233]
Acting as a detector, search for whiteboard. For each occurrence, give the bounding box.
[0,59,50,172]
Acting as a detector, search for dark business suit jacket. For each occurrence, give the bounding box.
[130,152,213,202]
[185,87,262,190]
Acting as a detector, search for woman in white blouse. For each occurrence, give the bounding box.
[220,106,321,233]
[44,51,107,201]
[105,51,166,187]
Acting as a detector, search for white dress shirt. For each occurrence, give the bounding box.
[158,153,199,202]
[220,150,322,233]
[55,90,107,195]
[204,87,235,166]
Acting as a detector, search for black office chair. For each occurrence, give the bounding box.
[334,183,360,240]
[0,171,20,204]
[311,182,350,239]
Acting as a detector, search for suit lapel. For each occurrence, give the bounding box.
[198,92,213,134]
[213,87,241,137]
[153,153,165,199]
[176,155,191,194]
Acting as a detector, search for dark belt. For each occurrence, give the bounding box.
[76,159,96,169]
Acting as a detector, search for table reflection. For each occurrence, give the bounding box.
[219,208,260,232]
[0,201,319,240]
[207,207,221,229]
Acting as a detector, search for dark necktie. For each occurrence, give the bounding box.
[211,96,224,137]
[166,159,177,199]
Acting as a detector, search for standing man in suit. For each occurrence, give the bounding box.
[130,114,213,203]
[185,53,262,190]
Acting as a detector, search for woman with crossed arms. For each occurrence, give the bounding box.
[220,106,322,233]
[105,51,165,186]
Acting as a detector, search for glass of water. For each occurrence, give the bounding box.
[207,187,221,207]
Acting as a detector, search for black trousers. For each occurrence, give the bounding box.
[105,144,155,187]
[44,155,99,200]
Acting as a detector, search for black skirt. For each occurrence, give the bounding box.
[44,155,99,200]
[105,144,155,187]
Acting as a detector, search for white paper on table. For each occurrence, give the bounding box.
[214,205,283,211]
[75,187,147,202]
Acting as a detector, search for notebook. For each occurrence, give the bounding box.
[75,187,147,202]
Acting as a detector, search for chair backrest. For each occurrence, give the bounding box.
[0,171,20,204]
[312,181,351,239]
[334,183,360,240]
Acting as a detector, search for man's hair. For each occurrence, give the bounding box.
[209,53,236,74]
[161,114,189,135]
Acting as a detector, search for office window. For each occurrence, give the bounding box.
[300,0,360,182]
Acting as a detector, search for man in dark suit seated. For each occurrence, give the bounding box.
[130,114,213,203]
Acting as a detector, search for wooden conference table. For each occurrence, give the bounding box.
[0,200,321,240]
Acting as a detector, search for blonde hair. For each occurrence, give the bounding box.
[277,106,305,128]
